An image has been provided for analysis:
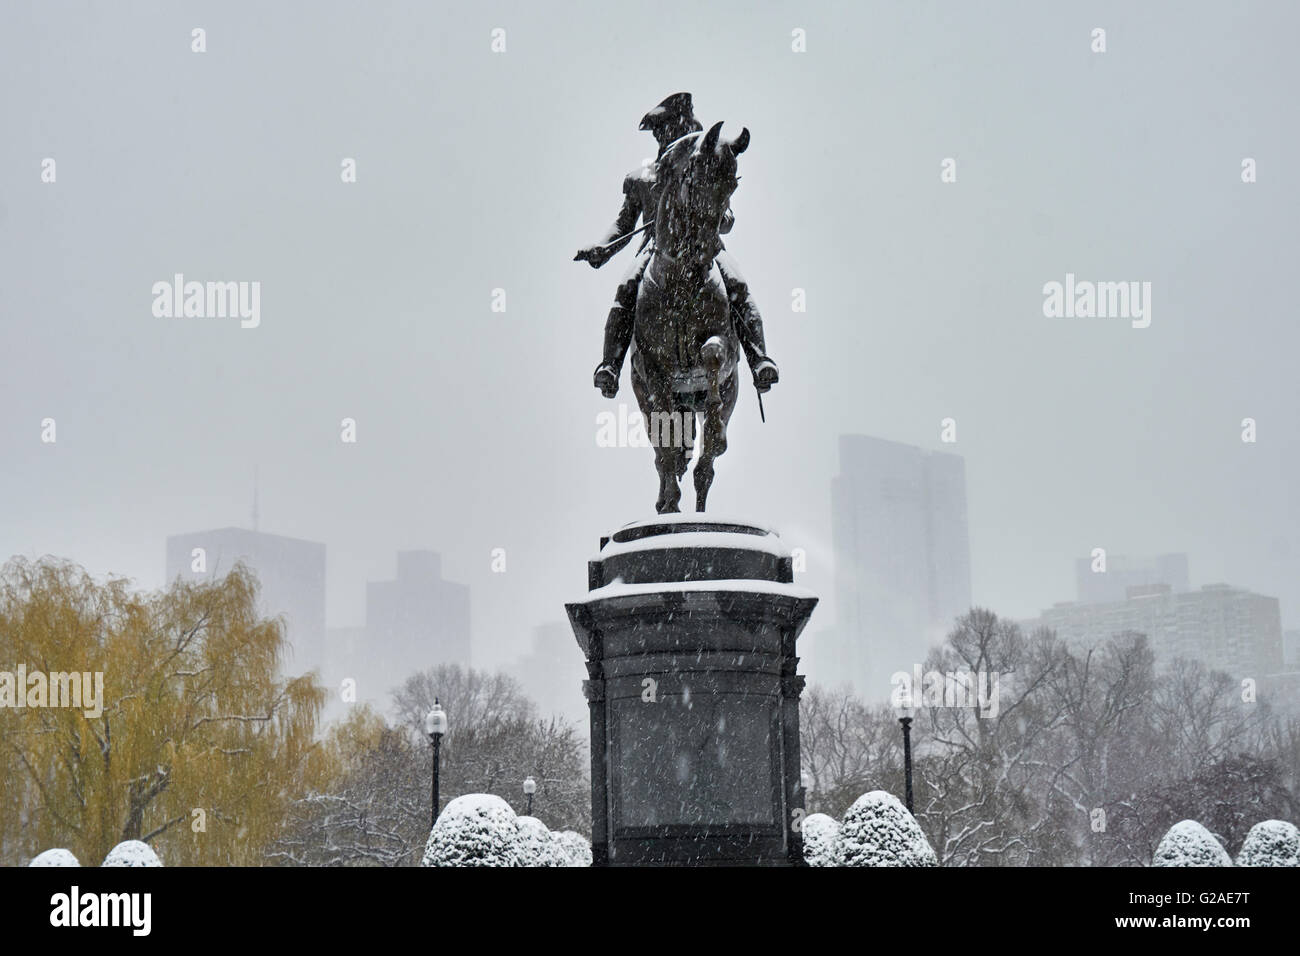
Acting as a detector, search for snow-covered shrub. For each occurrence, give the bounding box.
[554,830,592,867]
[29,849,80,867]
[834,791,937,867]
[1151,820,1232,867]
[1235,820,1300,867]
[516,815,568,867]
[421,794,526,867]
[800,812,841,867]
[102,840,162,867]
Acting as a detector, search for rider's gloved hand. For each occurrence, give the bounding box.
[574,245,611,269]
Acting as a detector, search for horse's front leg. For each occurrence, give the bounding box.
[632,360,681,514]
[655,416,683,514]
[695,347,738,513]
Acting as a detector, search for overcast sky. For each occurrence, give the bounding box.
[2,1,1297,682]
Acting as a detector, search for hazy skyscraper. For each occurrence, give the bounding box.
[1038,583,1283,681]
[315,551,470,716]
[1075,553,1190,604]
[165,527,327,673]
[507,622,589,731]
[823,435,972,700]
[365,549,470,673]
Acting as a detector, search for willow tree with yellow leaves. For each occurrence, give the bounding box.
[0,557,336,865]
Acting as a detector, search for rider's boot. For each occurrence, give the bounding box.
[733,294,779,392]
[594,303,634,398]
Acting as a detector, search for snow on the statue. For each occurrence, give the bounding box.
[800,812,841,867]
[833,791,937,867]
[579,577,817,603]
[1235,820,1300,867]
[422,793,527,867]
[28,848,80,867]
[101,840,162,867]
[516,815,569,867]
[1151,820,1232,867]
[554,830,593,867]
[596,528,790,560]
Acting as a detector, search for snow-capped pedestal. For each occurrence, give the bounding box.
[566,515,818,866]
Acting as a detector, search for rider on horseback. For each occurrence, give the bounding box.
[575,92,780,401]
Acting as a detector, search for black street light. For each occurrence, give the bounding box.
[425,699,448,828]
[523,775,537,816]
[897,703,915,814]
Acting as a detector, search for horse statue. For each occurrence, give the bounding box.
[629,121,750,514]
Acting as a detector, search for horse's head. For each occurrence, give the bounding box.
[655,121,749,268]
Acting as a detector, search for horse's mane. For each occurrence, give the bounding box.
[652,130,731,265]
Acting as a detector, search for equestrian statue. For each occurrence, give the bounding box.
[574,93,778,514]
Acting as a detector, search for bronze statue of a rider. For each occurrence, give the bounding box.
[575,92,779,400]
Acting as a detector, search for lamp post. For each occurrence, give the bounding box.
[425,699,448,828]
[897,703,915,814]
[523,775,537,816]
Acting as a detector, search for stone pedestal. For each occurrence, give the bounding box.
[566,515,817,866]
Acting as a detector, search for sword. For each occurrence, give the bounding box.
[574,220,655,261]
[757,386,766,423]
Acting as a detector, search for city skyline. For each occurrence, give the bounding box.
[1035,581,1284,683]
[150,424,1295,717]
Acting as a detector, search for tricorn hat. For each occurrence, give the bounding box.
[640,92,697,132]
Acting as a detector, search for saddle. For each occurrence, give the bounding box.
[630,346,723,412]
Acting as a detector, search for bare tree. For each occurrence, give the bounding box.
[912,610,1070,866]
[269,665,590,866]
[1039,631,1156,865]
[800,686,900,815]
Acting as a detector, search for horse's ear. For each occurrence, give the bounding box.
[730,127,750,155]
[700,121,724,155]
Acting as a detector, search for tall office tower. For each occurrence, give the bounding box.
[1037,583,1284,681]
[1282,630,1299,671]
[365,550,471,683]
[508,622,590,731]
[165,527,327,673]
[827,435,973,701]
[1075,552,1189,604]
